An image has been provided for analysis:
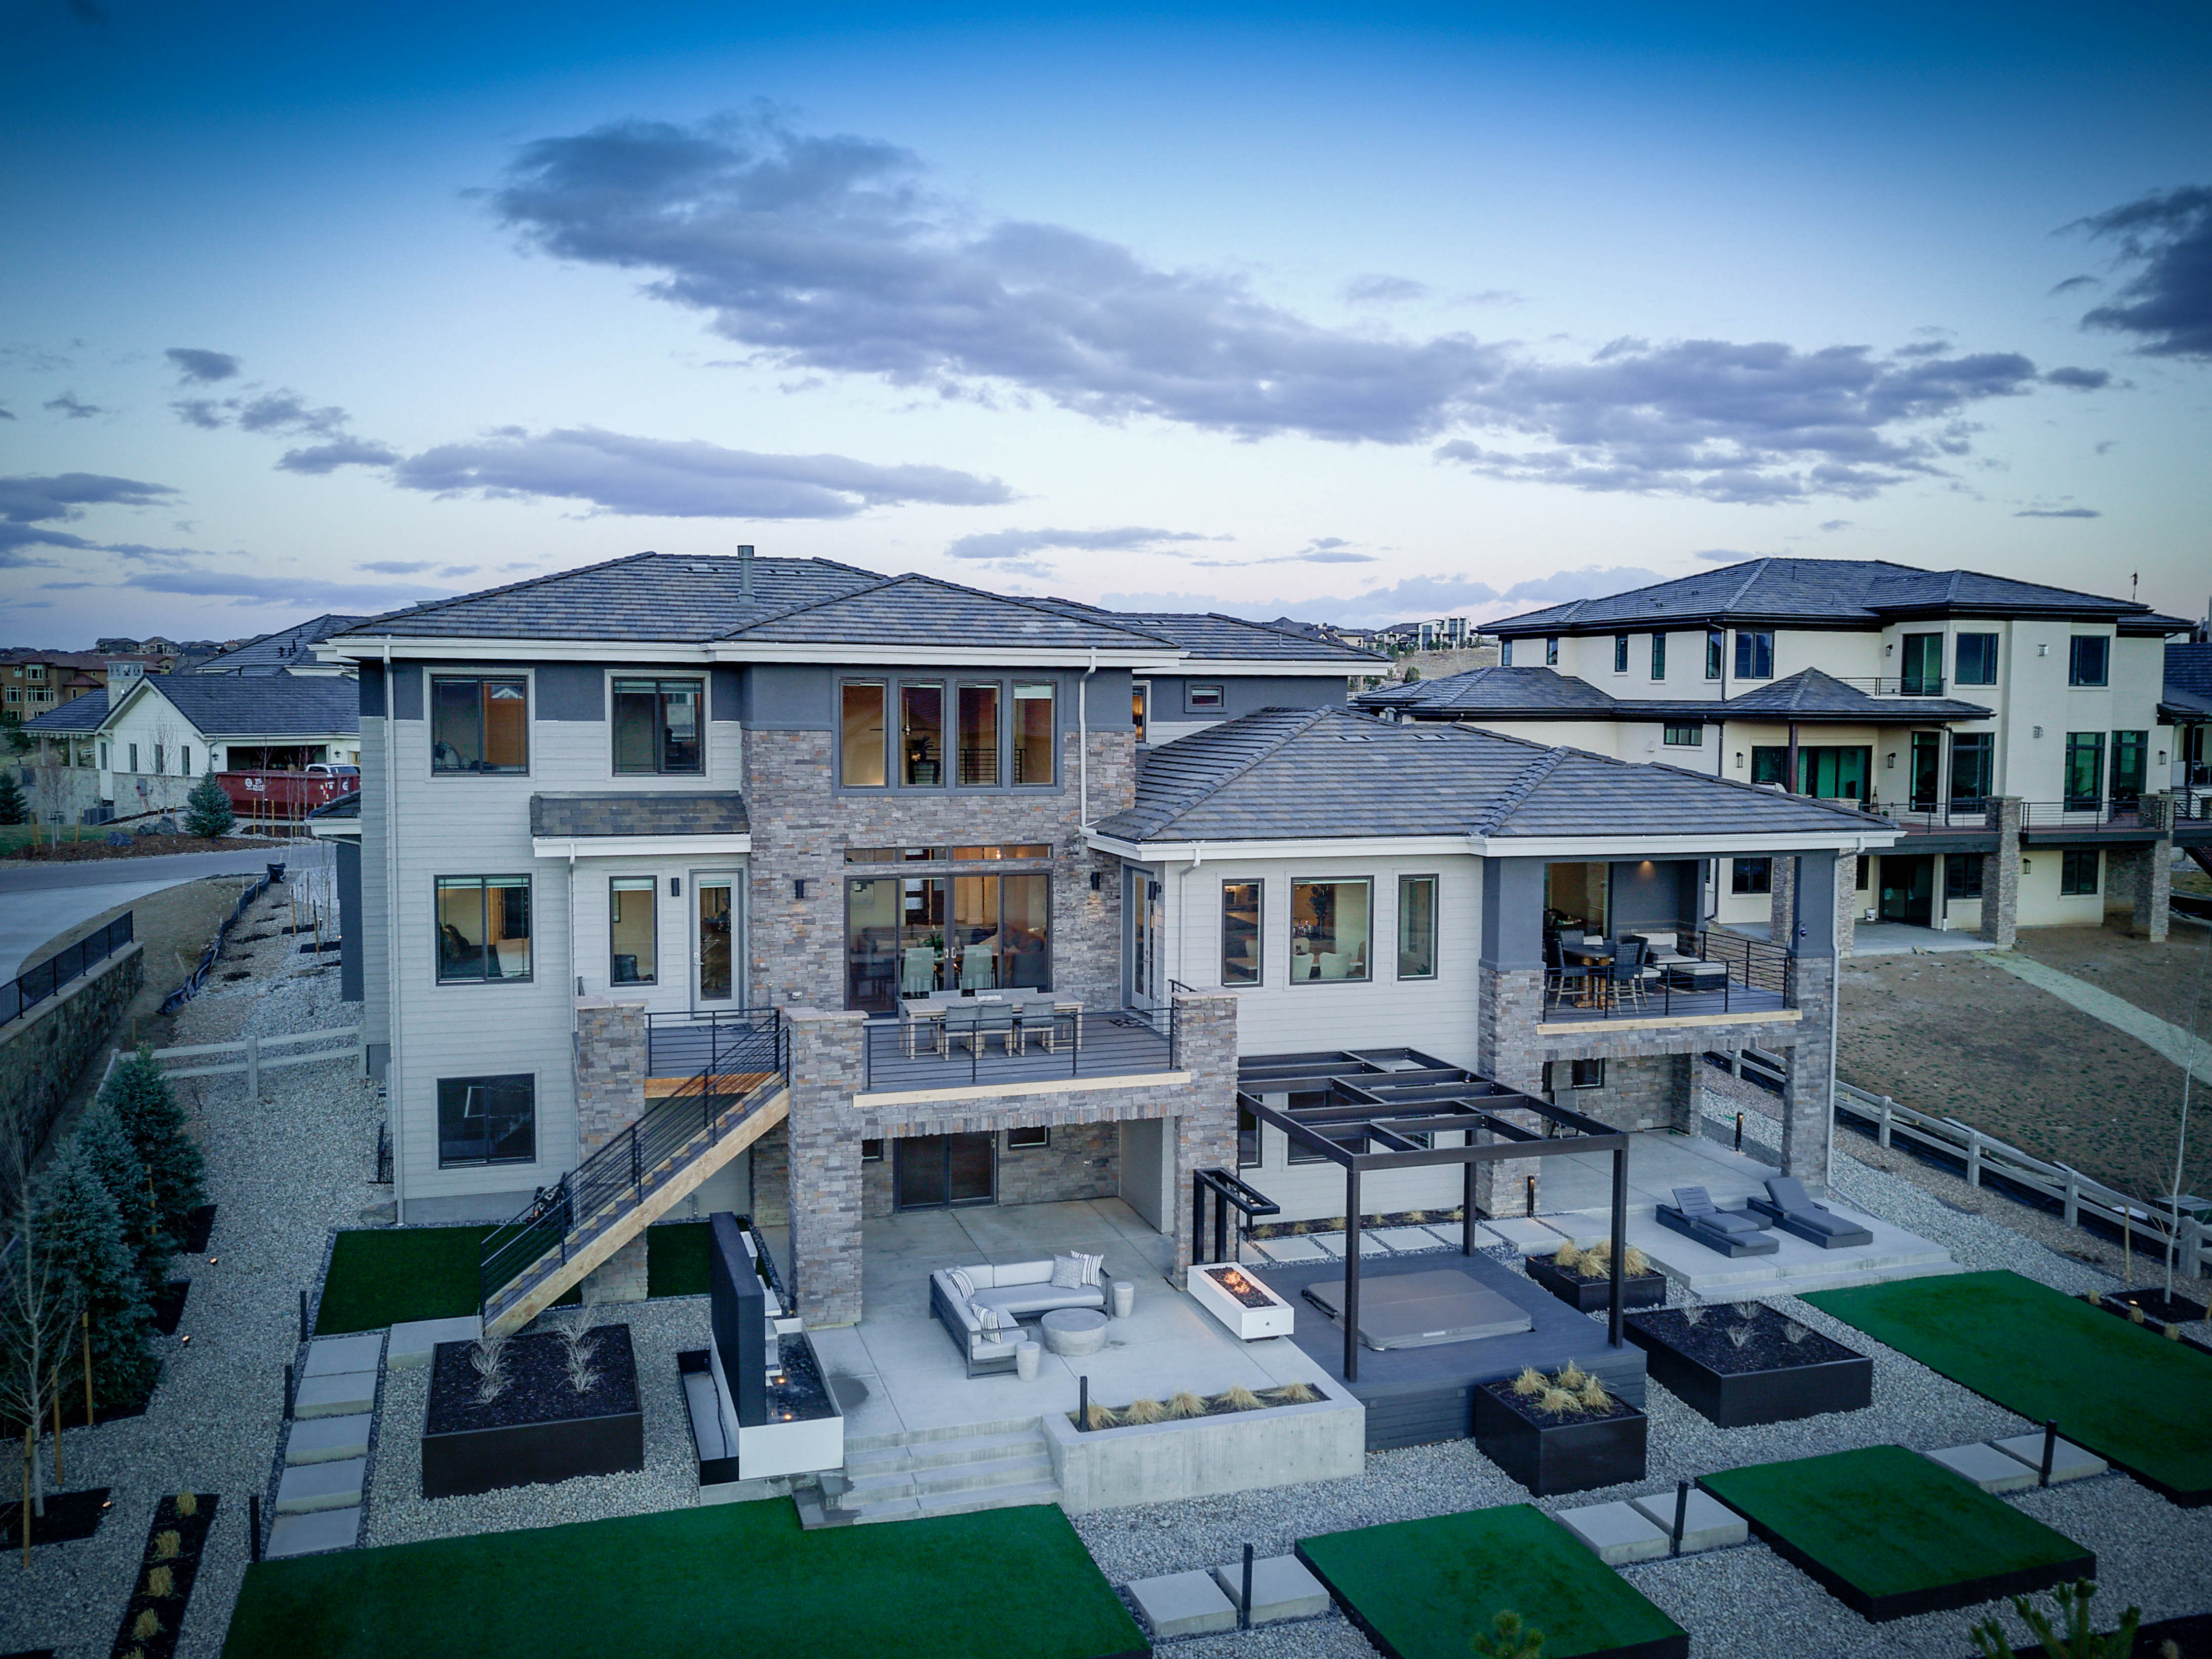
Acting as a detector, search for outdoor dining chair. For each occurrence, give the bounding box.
[901,946,939,998]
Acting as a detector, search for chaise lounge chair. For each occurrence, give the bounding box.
[1747,1175,1875,1248]
[1654,1186,1779,1257]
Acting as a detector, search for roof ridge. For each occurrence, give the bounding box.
[1139,706,1336,831]
[1474,745,1572,836]
[713,571,906,637]
[718,570,1179,647]
[342,549,663,635]
[1724,557,1772,614]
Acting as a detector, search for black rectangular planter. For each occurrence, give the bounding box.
[1625,1311,1872,1429]
[1472,1387,1647,1496]
[1525,1257,1668,1314]
[422,1326,644,1499]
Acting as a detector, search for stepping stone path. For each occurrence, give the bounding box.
[269,1331,385,1558]
[1990,1433,2107,1484]
[1555,1501,1673,1565]
[387,1315,481,1370]
[1628,1488,1748,1553]
[1485,1217,1570,1255]
[1371,1226,1449,1253]
[1923,1443,2039,1494]
[1251,1236,1331,1263]
[1210,1555,1332,1624]
[1126,1569,1239,1638]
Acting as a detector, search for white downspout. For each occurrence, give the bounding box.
[381,639,405,1223]
[1078,649,1097,827]
[1174,841,1205,988]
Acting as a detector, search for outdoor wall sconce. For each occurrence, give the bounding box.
[2038,643,2049,655]
[793,879,811,898]
[669,877,681,897]
[2033,726,2044,738]
[2022,859,2034,874]
[1885,753,1897,768]
[1734,751,1745,767]
[1090,871,1105,891]
[1884,642,1894,656]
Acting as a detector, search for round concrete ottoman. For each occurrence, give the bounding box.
[1040,1308,1109,1357]
[1111,1280,1135,1319]
[1015,1340,1041,1382]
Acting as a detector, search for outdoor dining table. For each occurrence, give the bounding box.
[1558,942,1614,1008]
[898,993,1084,1057]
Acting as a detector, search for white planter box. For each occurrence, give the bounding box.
[1189,1264,1295,1340]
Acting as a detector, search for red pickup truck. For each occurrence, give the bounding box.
[218,764,360,818]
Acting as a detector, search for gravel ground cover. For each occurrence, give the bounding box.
[0,880,379,1659]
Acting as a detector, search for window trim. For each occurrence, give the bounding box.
[1955,631,1999,687]
[839,678,890,788]
[1650,633,1667,681]
[837,675,1060,794]
[610,674,705,777]
[1614,635,1630,674]
[2067,635,2110,688]
[434,874,535,985]
[1733,629,1774,681]
[1662,723,1704,747]
[2060,849,2100,897]
[1544,637,1559,666]
[1184,682,1226,713]
[1009,680,1058,788]
[1290,876,1374,985]
[436,1072,537,1169]
[429,671,533,778]
[1005,1125,1050,1151]
[1221,879,1261,987]
[1706,629,1724,682]
[1396,873,1438,981]
[1731,857,1772,895]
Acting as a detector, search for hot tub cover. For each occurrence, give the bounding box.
[1302,1269,1535,1350]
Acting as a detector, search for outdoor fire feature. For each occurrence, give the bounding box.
[1472,1366,1648,1496]
[1189,1262,1295,1339]
[421,1324,643,1499]
[1624,1304,1872,1428]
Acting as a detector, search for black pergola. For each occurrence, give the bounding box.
[1237,1048,1632,1382]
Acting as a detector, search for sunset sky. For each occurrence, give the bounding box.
[4,0,2208,644]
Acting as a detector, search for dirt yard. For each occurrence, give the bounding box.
[1837,922,2208,1196]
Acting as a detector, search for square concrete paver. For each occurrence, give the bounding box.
[1127,1569,1238,1638]
[1554,1500,1672,1565]
[387,1315,481,1370]
[1485,1217,1569,1255]
[1990,1433,2109,1484]
[1628,1488,1749,1554]
[1925,1442,2039,1493]
[276,1457,366,1513]
[1371,1227,1447,1254]
[1212,1555,1332,1623]
[292,1371,377,1418]
[266,1506,360,1558]
[303,1333,384,1376]
[1252,1236,1330,1263]
[285,1413,371,1465]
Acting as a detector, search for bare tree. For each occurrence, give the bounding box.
[2110,923,2212,1307]
[30,738,70,851]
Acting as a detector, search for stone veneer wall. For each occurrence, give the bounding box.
[1473,965,1547,1216]
[859,1120,1120,1219]
[742,727,1134,1012]
[748,1123,790,1226]
[1778,954,1836,1187]
[0,941,143,1216]
[2111,793,2172,942]
[1981,797,2023,947]
[1546,1053,1691,1134]
[571,997,650,1302]
[783,1008,868,1326]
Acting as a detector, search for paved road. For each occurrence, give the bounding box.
[0,847,285,978]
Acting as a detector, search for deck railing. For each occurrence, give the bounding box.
[1544,928,1794,1022]
[2021,799,2146,831]
[860,1001,1176,1092]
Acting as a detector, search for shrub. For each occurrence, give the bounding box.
[1122,1398,1166,1425]
[1271,1381,1320,1404]
[101,1050,207,1246]
[74,1100,169,1293]
[33,1142,159,1409]
[1166,1391,1206,1419]
[1551,1243,1585,1274]
[1969,1578,2138,1659]
[0,771,26,827]
[182,771,235,840]
[1474,1609,1546,1659]
[1511,1365,1545,1397]
[1536,1386,1580,1415]
[1219,1385,1261,1411]
[1556,1361,1588,1391]
[1576,1375,1612,1412]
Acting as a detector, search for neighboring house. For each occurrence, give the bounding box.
[188,613,370,676]
[18,672,361,820]
[315,546,1888,1338]
[1358,559,2198,942]
[0,650,161,725]
[2166,641,2212,791]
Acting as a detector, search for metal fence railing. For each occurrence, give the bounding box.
[861,1002,1176,1092]
[2020,799,2147,832]
[1,912,134,1026]
[1881,802,1998,831]
[1544,928,1795,1023]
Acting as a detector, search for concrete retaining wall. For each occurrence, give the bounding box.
[0,940,143,1210]
[1040,1381,1365,1514]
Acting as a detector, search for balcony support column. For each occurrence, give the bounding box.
[784,1008,868,1328]
[1778,850,1838,1191]
[1980,798,2023,949]
[1168,991,1240,1284]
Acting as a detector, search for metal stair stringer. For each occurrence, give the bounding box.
[484,1083,788,1337]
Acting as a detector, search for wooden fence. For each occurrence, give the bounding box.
[128,1024,367,1095]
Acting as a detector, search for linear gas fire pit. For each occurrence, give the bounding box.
[1189,1262,1295,1339]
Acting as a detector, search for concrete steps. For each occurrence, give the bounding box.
[827,1418,1061,1525]
[269,1332,384,1558]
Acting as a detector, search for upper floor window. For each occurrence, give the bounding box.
[1706,629,1723,680]
[1663,723,1704,747]
[1186,683,1225,712]
[610,876,656,984]
[1545,637,1559,666]
[24,665,46,681]
[1221,880,1260,985]
[1012,682,1055,785]
[1900,633,1944,696]
[613,678,702,774]
[436,874,532,982]
[1500,639,1514,667]
[957,683,1000,785]
[1733,630,1774,680]
[1397,874,1437,980]
[432,676,529,774]
[153,744,165,774]
[1292,878,1370,982]
[1955,633,1999,686]
[180,746,190,776]
[1614,635,1629,674]
[841,681,888,786]
[1131,682,1149,743]
[2068,636,2109,687]
[129,743,140,773]
[1650,633,1667,680]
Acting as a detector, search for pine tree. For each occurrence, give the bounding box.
[34,1141,159,1411]
[182,769,235,839]
[101,1049,208,1247]
[75,1100,170,1294]
[0,769,27,826]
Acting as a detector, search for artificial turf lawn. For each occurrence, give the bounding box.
[314,1223,717,1334]
[1698,1446,2092,1618]
[1298,1504,1688,1659]
[222,1497,1146,1659]
[1803,1270,2212,1504]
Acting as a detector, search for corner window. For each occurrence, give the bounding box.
[956,683,1000,786]
[1397,874,1437,980]
[1733,630,1774,680]
[1544,637,1559,666]
[1291,879,1371,983]
[1650,633,1667,681]
[2060,849,2100,896]
[1663,724,1703,747]
[840,681,888,787]
[1005,1125,1049,1151]
[437,1074,535,1167]
[1186,683,1225,712]
[610,877,656,984]
[1956,633,1999,686]
[612,678,702,774]
[1614,635,1629,674]
[2068,636,2109,687]
[1706,629,1724,681]
[1011,682,1055,785]
[1731,858,1772,895]
[1221,880,1260,985]
[431,676,529,774]
[436,875,533,982]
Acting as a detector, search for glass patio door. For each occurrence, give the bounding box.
[694,875,738,1008]
[1126,869,1164,1009]
[894,1134,996,1209]
[1909,732,1942,812]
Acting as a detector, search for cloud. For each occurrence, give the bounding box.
[278,437,403,474]
[0,405,13,421]
[1818,519,1852,532]
[170,399,226,430]
[43,392,106,419]
[234,391,352,438]
[39,581,95,590]
[1692,547,1764,562]
[360,560,441,574]
[2050,274,2101,295]
[1495,565,1669,605]
[1100,563,1663,628]
[2014,506,2101,518]
[165,347,241,383]
[943,525,1215,564]
[1343,274,1430,304]
[120,569,450,609]
[2043,366,2111,389]
[1,471,180,538]
[2070,185,2212,359]
[1191,536,1381,569]
[390,426,1012,519]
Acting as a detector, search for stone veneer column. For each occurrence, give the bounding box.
[782,1008,867,1327]
[1473,964,1548,1217]
[1834,849,1859,957]
[1981,797,2022,948]
[2133,793,2172,942]
[1767,853,1798,947]
[1168,991,1240,1282]
[1779,955,1835,1189]
[573,997,649,1302]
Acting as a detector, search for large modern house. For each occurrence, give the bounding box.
[1357,559,2202,943]
[312,548,1898,1337]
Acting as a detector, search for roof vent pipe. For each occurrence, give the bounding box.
[737,543,755,602]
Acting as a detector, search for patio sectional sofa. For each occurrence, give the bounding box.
[931,1260,1109,1376]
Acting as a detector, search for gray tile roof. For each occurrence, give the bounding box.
[2166,643,2212,720]
[1708,667,1992,722]
[1355,666,1623,717]
[127,673,361,738]
[529,792,750,838]
[191,614,370,674]
[1038,600,1384,664]
[19,689,110,734]
[720,573,1169,651]
[1091,705,1888,844]
[1485,558,2194,636]
[1356,664,1990,725]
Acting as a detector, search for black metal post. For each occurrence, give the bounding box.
[298,1289,308,1342]
[2039,1419,2058,1487]
[1240,1544,1254,1630]
[249,1492,261,1563]
[1213,1182,1228,1266]
[1734,1112,1743,1152]
[1525,1173,1536,1217]
[1463,1158,1478,1254]
[1607,1144,1629,1348]
[1343,1164,1362,1384]
[1193,1178,1208,1269]
[284,1362,293,1418]
[1671,1479,1689,1556]
[1078,1375,1090,1432]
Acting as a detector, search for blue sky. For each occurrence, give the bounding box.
[4,0,2208,644]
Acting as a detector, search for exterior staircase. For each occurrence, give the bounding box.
[811,1418,1062,1526]
[480,1015,788,1337]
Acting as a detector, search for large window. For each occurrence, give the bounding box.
[1949,731,1993,809]
[612,678,702,774]
[437,1074,535,1167]
[1900,633,1944,696]
[1733,630,1774,680]
[1910,731,1942,812]
[431,676,528,773]
[2110,730,2147,804]
[900,682,944,785]
[1544,637,1559,666]
[1663,724,1703,747]
[2061,850,2100,896]
[1731,858,1772,895]
[1956,633,1999,686]
[844,871,1050,1011]
[1291,879,1370,982]
[1544,862,1607,937]
[1945,854,1984,900]
[1751,745,1869,800]
[1706,629,1724,681]
[1650,633,1667,680]
[1397,874,1437,980]
[1221,881,1260,985]
[610,877,656,984]
[1012,682,1055,784]
[841,681,887,786]
[2064,731,2105,810]
[2068,636,2109,687]
[436,875,532,982]
[957,683,1000,785]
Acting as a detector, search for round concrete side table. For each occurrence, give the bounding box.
[1111,1280,1135,1319]
[1015,1340,1041,1382]
[1039,1308,1110,1357]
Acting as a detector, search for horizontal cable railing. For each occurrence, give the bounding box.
[2021,799,2147,831]
[1,912,135,1026]
[861,1001,1175,1092]
[645,1008,778,1079]
[1823,675,1965,698]
[1880,801,1996,830]
[1544,928,1794,1023]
